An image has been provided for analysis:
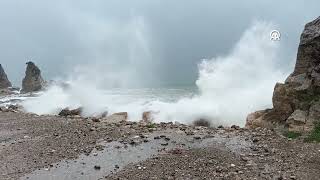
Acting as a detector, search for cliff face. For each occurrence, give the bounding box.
[246,17,320,132]
[0,64,12,89]
[21,62,45,93]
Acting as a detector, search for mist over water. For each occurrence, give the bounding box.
[22,21,289,127]
[148,21,289,126]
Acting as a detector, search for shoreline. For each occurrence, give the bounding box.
[1,111,320,179]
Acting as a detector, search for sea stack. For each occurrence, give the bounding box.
[21,61,45,93]
[246,16,320,133]
[0,64,12,89]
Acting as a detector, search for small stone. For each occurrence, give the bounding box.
[161,142,169,146]
[92,118,100,122]
[230,164,236,167]
[231,125,240,130]
[23,135,31,139]
[252,138,259,143]
[241,156,249,162]
[290,175,296,180]
[94,165,101,170]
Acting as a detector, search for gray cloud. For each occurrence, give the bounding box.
[0,0,319,87]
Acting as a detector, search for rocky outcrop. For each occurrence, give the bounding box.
[0,64,12,89]
[246,17,320,133]
[21,62,45,93]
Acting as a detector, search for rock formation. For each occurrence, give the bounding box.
[21,61,45,93]
[0,64,12,89]
[246,16,320,133]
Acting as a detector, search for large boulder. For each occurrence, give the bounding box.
[286,110,307,132]
[246,16,320,133]
[21,62,45,93]
[246,110,274,129]
[0,64,12,89]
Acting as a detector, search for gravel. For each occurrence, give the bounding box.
[1,111,320,180]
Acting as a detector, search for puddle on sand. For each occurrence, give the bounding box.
[21,132,251,180]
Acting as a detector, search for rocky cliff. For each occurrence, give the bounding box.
[21,62,45,93]
[246,16,320,133]
[0,64,12,89]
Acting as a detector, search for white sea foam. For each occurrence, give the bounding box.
[21,21,289,127]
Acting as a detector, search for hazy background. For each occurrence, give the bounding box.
[0,0,319,87]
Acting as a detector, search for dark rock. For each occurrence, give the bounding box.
[160,135,166,138]
[0,88,15,96]
[101,111,108,118]
[0,64,12,89]
[252,138,259,143]
[94,165,101,170]
[193,118,211,127]
[21,61,45,93]
[161,142,169,146]
[92,117,100,122]
[8,104,19,110]
[231,125,240,130]
[58,107,83,117]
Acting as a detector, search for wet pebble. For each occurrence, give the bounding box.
[94,165,101,170]
[161,142,169,146]
[193,136,201,140]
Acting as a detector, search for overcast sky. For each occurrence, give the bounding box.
[0,0,319,87]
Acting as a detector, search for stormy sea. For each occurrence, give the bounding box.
[0,21,289,127]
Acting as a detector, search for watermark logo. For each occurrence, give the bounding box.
[270,30,281,41]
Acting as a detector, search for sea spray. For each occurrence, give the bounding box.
[22,21,289,126]
[148,21,289,126]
